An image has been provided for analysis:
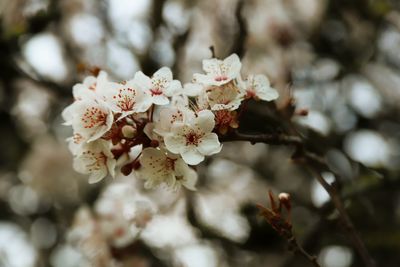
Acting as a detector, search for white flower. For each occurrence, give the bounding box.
[73,140,116,184]
[194,54,241,86]
[206,82,244,111]
[67,133,87,155]
[138,148,198,190]
[240,74,279,101]
[95,182,157,247]
[164,110,222,165]
[102,79,152,119]
[62,71,109,126]
[134,67,182,105]
[153,106,195,137]
[70,98,114,142]
[73,71,109,100]
[183,82,204,97]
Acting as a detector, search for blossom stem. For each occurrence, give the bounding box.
[287,235,321,267]
[221,130,376,267]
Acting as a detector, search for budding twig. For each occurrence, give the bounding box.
[222,130,376,267]
[258,191,321,267]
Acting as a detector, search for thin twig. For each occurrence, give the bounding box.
[221,130,376,267]
[288,236,321,267]
[311,170,376,267]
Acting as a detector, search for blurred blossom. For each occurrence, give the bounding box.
[297,110,331,135]
[30,218,57,249]
[311,58,340,82]
[344,130,391,167]
[20,136,88,205]
[141,200,198,249]
[23,33,69,82]
[107,41,140,79]
[67,207,118,267]
[12,81,53,139]
[221,142,267,165]
[0,222,37,267]
[94,180,157,247]
[127,21,153,54]
[23,0,49,16]
[150,29,175,67]
[68,13,104,47]
[346,78,382,118]
[9,184,39,215]
[326,149,354,180]
[319,245,353,267]
[163,1,191,34]
[173,243,220,267]
[195,192,250,243]
[108,0,152,30]
[293,88,315,110]
[363,63,400,106]
[311,172,335,207]
[50,245,89,267]
[331,104,357,133]
[378,26,400,67]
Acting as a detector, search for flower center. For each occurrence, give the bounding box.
[246,88,256,99]
[150,88,163,96]
[113,88,136,111]
[215,75,228,82]
[165,157,177,170]
[83,151,106,171]
[185,131,201,146]
[81,107,108,129]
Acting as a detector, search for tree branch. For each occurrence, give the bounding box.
[221,130,376,267]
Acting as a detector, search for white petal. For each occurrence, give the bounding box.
[152,95,170,105]
[202,58,220,74]
[174,159,198,191]
[106,158,117,177]
[88,171,106,184]
[224,53,241,80]
[153,67,173,81]
[195,110,215,132]
[134,71,152,90]
[183,83,203,97]
[164,133,185,154]
[193,73,215,86]
[182,168,198,190]
[140,147,165,167]
[256,88,279,101]
[164,80,182,96]
[197,133,221,155]
[181,146,204,165]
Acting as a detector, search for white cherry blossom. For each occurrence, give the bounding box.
[95,182,156,247]
[240,74,279,101]
[71,98,114,142]
[183,82,204,97]
[153,106,195,137]
[164,110,222,165]
[102,79,152,119]
[63,71,109,126]
[134,67,182,105]
[73,71,109,100]
[67,133,87,155]
[194,54,241,86]
[73,140,116,184]
[206,82,244,111]
[138,148,198,190]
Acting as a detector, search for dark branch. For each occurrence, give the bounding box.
[220,130,377,267]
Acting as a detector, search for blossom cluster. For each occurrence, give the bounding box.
[63,54,279,190]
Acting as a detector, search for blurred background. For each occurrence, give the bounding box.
[1,0,400,266]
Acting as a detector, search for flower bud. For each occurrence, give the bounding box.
[278,192,291,212]
[121,125,137,139]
